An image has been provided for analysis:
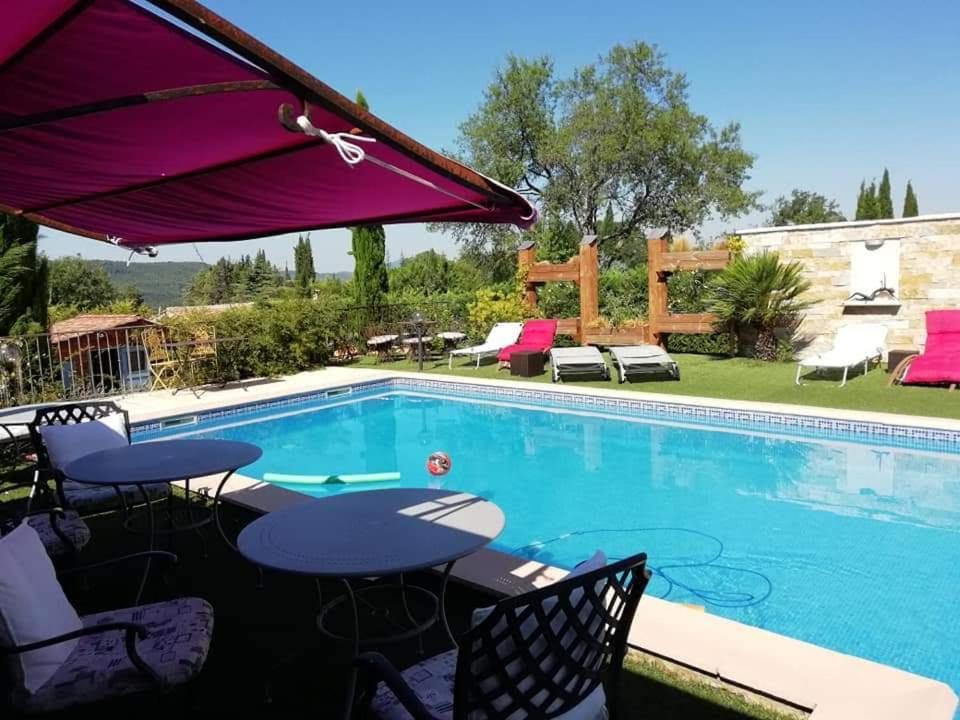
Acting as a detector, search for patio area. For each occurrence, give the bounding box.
[0,477,794,720]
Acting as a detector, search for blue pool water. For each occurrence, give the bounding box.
[143,387,960,691]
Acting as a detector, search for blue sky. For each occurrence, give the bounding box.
[41,0,960,272]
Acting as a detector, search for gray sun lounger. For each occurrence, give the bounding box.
[610,345,679,383]
[549,347,610,382]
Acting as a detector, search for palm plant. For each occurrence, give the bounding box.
[707,251,813,360]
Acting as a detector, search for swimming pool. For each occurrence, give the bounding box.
[139,380,960,693]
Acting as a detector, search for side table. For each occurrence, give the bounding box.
[511,350,544,377]
[887,348,918,373]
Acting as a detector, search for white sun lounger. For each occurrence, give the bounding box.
[795,323,888,387]
[609,345,679,383]
[549,347,610,382]
[448,322,522,368]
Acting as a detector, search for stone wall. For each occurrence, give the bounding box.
[738,214,960,355]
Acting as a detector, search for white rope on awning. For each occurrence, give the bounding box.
[294,113,491,213]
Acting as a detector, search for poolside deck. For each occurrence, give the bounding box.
[72,368,960,718]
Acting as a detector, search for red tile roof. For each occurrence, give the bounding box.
[49,315,156,343]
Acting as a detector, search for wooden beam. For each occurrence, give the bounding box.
[658,249,731,272]
[556,317,580,341]
[653,313,719,334]
[647,237,669,345]
[518,242,538,307]
[579,238,599,328]
[526,259,580,284]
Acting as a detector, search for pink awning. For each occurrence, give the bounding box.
[0,0,536,251]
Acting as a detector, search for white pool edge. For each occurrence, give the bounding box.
[123,367,957,720]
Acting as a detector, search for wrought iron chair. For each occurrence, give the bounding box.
[0,524,212,713]
[358,552,651,720]
[28,402,169,516]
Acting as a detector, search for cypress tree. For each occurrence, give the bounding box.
[350,91,389,310]
[293,234,315,297]
[860,182,879,220]
[902,181,919,217]
[877,168,894,219]
[855,181,867,220]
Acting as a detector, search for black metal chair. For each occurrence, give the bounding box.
[28,402,169,515]
[358,552,650,720]
[0,542,212,714]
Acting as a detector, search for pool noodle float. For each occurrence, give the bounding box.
[263,471,400,485]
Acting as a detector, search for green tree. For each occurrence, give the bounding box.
[769,189,846,226]
[350,91,390,309]
[707,251,813,361]
[293,234,315,297]
[440,43,758,275]
[0,214,48,334]
[877,168,894,219]
[49,256,118,310]
[855,181,879,220]
[903,181,919,217]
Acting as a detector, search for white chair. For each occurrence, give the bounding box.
[795,323,888,387]
[549,347,610,382]
[448,323,522,369]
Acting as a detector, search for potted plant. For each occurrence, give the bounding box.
[707,251,812,360]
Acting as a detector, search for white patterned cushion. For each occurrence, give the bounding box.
[26,512,91,556]
[61,481,169,515]
[370,650,608,720]
[14,597,214,713]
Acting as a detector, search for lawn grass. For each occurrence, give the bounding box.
[349,352,960,420]
[0,478,799,719]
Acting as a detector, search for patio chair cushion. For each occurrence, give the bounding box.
[61,481,169,515]
[39,414,129,471]
[16,597,214,713]
[26,511,91,557]
[0,524,82,694]
[370,649,606,720]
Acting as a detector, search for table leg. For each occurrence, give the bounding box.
[341,578,360,720]
[439,561,457,648]
[183,477,208,558]
[135,485,155,605]
[213,469,263,587]
[399,573,424,656]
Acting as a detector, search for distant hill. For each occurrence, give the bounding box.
[94,260,207,309]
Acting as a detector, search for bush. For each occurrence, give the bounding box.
[164,299,346,379]
[466,288,532,342]
[538,282,580,319]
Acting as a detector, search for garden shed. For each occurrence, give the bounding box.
[49,314,156,392]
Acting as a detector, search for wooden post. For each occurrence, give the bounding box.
[647,235,669,347]
[578,236,599,337]
[517,240,538,308]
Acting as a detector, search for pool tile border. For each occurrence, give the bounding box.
[132,375,960,453]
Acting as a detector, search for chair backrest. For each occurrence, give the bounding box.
[141,327,171,362]
[454,553,650,720]
[486,322,523,347]
[833,323,888,354]
[924,310,960,355]
[517,319,558,347]
[28,402,130,474]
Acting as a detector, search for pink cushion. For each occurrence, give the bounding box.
[903,353,960,385]
[903,310,960,385]
[497,320,558,361]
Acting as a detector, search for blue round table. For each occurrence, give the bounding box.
[238,488,504,718]
[65,439,262,601]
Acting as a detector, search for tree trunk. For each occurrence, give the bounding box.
[754,327,778,361]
